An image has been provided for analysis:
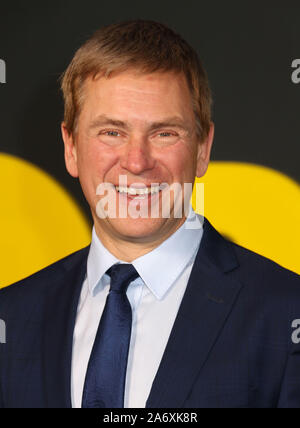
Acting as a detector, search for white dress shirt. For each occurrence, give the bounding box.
[71,205,204,408]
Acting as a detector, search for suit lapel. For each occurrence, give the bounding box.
[146,218,244,408]
[42,247,89,408]
[41,218,243,408]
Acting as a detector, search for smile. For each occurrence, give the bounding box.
[115,185,164,199]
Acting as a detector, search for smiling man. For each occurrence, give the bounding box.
[62,66,212,259]
[0,20,300,409]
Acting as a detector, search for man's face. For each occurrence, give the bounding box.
[62,70,214,245]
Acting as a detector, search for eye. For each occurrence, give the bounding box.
[97,129,124,145]
[156,131,179,144]
[154,131,179,144]
[104,130,120,137]
[158,132,173,137]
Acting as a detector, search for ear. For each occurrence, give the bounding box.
[196,122,214,178]
[61,122,79,178]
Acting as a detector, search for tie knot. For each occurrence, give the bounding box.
[106,264,139,293]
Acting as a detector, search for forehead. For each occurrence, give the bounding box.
[80,69,195,123]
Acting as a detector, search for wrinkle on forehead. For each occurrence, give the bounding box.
[80,70,196,134]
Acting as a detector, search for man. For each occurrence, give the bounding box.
[0,20,300,408]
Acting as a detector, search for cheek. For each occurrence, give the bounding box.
[76,142,115,209]
[77,140,115,183]
[161,144,197,181]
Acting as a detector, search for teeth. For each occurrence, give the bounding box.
[128,188,137,195]
[115,186,161,195]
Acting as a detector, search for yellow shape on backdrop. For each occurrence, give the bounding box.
[0,155,299,288]
[193,161,300,275]
[0,154,91,288]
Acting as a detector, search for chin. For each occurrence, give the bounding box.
[108,217,169,242]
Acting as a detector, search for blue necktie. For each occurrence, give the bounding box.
[81,263,139,408]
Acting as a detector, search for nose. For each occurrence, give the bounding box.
[120,136,155,175]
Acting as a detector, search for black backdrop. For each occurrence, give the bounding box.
[0,0,299,220]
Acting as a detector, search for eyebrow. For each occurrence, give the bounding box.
[88,114,192,134]
[89,115,129,130]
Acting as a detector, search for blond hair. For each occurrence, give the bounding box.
[61,20,212,140]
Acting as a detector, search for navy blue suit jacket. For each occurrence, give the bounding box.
[1,218,300,408]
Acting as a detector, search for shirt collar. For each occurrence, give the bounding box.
[87,204,204,300]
